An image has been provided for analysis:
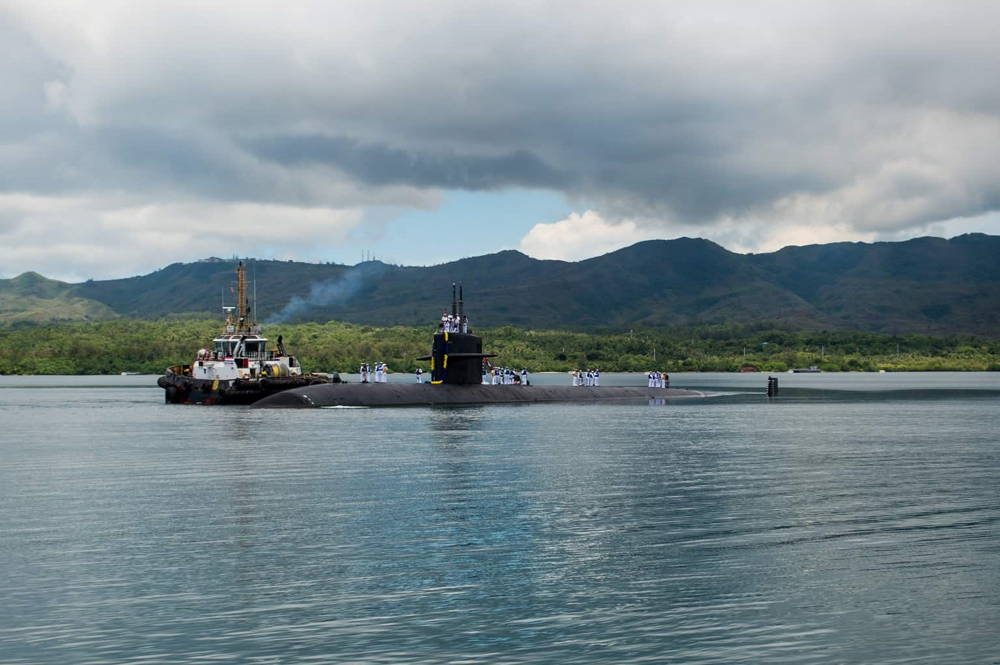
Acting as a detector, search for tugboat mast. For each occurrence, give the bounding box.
[237,260,250,331]
[223,260,256,335]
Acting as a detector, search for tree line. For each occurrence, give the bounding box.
[0,318,998,375]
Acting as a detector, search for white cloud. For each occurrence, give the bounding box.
[519,211,662,260]
[0,194,365,281]
[1,1,999,276]
[520,203,1000,260]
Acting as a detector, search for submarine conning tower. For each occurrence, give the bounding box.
[421,283,496,385]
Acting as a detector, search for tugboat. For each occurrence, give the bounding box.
[158,261,332,404]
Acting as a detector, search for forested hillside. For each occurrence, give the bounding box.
[1,319,997,375]
[1,234,998,335]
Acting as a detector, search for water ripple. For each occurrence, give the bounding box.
[1,386,999,662]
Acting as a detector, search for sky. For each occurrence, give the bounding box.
[2,1,999,281]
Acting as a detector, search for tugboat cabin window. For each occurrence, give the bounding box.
[244,340,265,356]
[214,341,238,356]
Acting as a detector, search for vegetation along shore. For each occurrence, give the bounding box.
[1,319,997,375]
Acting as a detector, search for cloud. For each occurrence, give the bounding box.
[247,135,567,190]
[520,209,878,259]
[1,1,999,277]
[0,194,366,281]
[520,211,661,261]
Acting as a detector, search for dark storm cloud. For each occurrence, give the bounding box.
[0,20,65,139]
[247,135,568,190]
[3,0,1000,247]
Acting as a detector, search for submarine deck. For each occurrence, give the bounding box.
[253,383,707,408]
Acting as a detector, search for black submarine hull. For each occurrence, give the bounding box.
[253,383,706,408]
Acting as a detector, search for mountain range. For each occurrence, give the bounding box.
[2,234,998,335]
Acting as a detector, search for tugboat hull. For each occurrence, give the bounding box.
[158,371,333,405]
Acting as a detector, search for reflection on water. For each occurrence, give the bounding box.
[0,378,998,662]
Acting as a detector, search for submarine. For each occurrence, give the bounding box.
[253,285,706,408]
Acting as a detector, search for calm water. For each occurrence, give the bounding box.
[1,373,999,663]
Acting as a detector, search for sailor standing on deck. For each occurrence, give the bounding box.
[416,368,423,383]
[594,369,600,387]
[361,362,369,383]
[521,368,528,386]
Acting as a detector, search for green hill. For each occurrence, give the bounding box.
[2,234,998,335]
[0,272,118,325]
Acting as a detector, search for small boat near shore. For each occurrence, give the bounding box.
[158,261,332,405]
